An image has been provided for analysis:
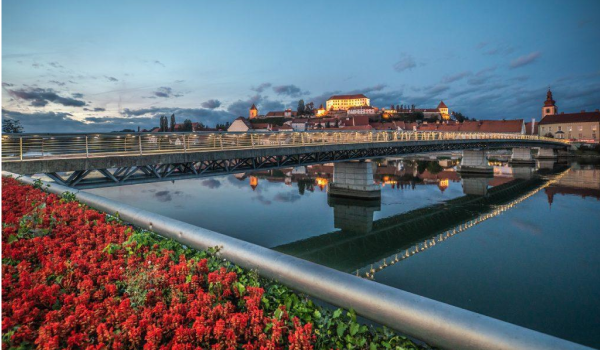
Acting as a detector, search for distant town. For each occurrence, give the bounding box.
[137,89,599,143]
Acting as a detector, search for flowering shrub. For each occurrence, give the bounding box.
[2,177,422,350]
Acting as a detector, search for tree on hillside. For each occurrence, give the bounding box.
[170,114,176,132]
[297,100,305,115]
[2,118,24,133]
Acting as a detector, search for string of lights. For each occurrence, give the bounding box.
[356,169,571,280]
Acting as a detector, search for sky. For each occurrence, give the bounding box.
[2,0,600,132]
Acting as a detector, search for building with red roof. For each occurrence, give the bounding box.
[538,89,600,142]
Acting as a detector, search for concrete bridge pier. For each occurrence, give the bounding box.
[536,148,557,159]
[457,150,493,175]
[510,147,535,165]
[461,176,492,196]
[327,196,381,233]
[511,165,535,180]
[328,161,381,199]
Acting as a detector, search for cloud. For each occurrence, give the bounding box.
[475,42,488,49]
[428,85,450,95]
[227,95,284,116]
[72,92,84,98]
[122,106,235,127]
[32,63,44,68]
[442,71,472,83]
[2,109,86,132]
[393,54,417,73]
[152,86,182,98]
[272,84,309,97]
[8,87,86,107]
[49,80,66,86]
[201,99,221,109]
[251,82,272,93]
[154,60,165,67]
[201,179,222,189]
[2,82,15,87]
[48,62,64,69]
[105,76,119,82]
[273,192,301,203]
[510,51,541,69]
[94,107,106,112]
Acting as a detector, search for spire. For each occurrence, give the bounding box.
[250,103,258,111]
[544,88,556,107]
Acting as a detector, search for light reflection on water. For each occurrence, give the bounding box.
[87,157,600,348]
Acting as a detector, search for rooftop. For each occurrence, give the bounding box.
[539,111,600,125]
[328,94,368,100]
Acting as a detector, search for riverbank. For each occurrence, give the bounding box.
[1,176,422,349]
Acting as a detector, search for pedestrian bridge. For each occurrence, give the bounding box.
[1,130,568,188]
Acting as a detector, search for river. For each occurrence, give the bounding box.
[86,156,600,348]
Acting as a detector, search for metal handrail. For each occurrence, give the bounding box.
[1,131,568,162]
[3,172,591,350]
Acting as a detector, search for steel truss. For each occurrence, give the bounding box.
[44,141,540,189]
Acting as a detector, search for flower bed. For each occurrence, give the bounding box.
[2,177,422,349]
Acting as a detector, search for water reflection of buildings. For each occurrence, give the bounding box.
[274,167,561,273]
[235,159,528,196]
[545,166,600,204]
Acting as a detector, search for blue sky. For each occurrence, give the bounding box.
[2,0,599,132]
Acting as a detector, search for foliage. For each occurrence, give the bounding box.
[297,99,305,115]
[181,119,194,132]
[2,118,24,133]
[1,177,425,350]
[544,132,554,138]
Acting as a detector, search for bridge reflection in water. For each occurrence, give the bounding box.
[274,161,573,278]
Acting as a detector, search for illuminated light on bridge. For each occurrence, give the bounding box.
[359,169,571,280]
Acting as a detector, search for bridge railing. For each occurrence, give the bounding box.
[1,130,566,161]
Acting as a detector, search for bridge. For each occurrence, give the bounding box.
[2,130,567,188]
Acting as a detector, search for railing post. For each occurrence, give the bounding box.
[85,136,89,158]
[19,137,23,161]
[139,135,143,155]
[183,135,187,153]
[219,134,224,150]
[251,133,255,148]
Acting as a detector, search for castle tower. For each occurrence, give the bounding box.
[249,103,258,119]
[542,88,557,120]
[437,101,450,120]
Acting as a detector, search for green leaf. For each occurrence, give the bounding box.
[336,323,348,338]
[7,235,18,244]
[314,310,321,319]
[333,309,343,319]
[350,322,360,336]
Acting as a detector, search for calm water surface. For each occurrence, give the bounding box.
[87,157,600,348]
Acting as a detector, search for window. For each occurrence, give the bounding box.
[546,108,550,113]
[549,126,552,131]
[578,125,583,131]
[568,126,572,131]
[558,126,562,131]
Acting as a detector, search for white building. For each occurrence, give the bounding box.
[347,106,377,115]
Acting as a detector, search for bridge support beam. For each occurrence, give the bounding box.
[328,161,381,199]
[510,147,535,165]
[327,196,381,233]
[536,148,557,159]
[457,150,493,175]
[511,165,534,180]
[461,176,492,196]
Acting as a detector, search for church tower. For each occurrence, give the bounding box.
[437,101,450,120]
[542,88,557,120]
[249,104,258,119]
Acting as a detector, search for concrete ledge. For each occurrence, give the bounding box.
[457,166,494,175]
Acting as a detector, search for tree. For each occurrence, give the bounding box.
[170,114,176,132]
[297,100,305,115]
[182,119,193,132]
[159,115,169,132]
[2,118,24,133]
[453,112,468,123]
[544,132,554,138]
[304,102,314,116]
